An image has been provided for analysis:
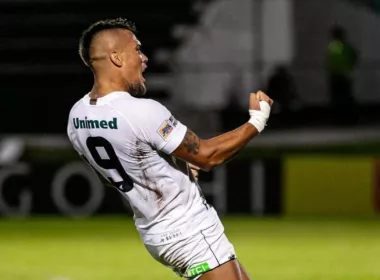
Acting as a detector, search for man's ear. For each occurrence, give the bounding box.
[110,51,123,67]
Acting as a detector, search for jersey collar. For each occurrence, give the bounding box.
[83,91,131,105]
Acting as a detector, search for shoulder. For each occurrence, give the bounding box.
[68,95,86,117]
[67,98,84,130]
[109,97,169,119]
[110,96,165,110]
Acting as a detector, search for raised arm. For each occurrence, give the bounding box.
[172,91,273,171]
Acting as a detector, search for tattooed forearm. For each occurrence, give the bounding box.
[183,129,200,154]
[172,123,257,171]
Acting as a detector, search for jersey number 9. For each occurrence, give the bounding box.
[85,136,134,192]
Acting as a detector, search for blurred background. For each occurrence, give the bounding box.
[0,0,380,279]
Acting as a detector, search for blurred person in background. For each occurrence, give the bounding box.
[326,25,359,125]
[266,65,301,117]
[221,70,248,132]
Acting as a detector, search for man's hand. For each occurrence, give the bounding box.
[250,92,261,110]
[250,90,274,110]
[248,90,273,133]
[189,163,200,181]
[256,90,274,106]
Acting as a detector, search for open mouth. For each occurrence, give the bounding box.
[141,71,145,82]
[141,64,147,82]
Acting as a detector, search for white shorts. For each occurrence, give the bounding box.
[144,208,237,279]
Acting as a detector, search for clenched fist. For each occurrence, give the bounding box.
[249,90,273,111]
[248,90,273,133]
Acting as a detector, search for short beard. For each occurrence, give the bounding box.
[127,82,146,96]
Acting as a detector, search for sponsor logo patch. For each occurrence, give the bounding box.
[157,120,174,140]
[187,262,210,277]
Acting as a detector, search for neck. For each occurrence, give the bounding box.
[90,72,129,99]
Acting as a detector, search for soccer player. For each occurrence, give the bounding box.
[67,18,273,280]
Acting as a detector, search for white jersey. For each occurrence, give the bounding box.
[67,91,214,244]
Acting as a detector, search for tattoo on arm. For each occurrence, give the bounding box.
[183,129,200,154]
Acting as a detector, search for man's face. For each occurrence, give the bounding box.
[121,31,148,96]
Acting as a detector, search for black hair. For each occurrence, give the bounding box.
[79,18,136,66]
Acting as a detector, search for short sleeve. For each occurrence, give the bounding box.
[137,100,187,154]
